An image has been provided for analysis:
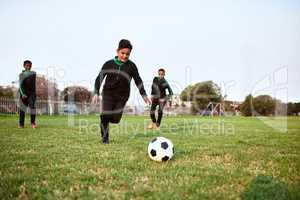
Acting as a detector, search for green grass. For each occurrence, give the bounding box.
[0,115,299,199]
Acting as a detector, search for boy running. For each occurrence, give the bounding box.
[92,39,151,144]
[148,68,173,130]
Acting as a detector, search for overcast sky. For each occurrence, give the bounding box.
[0,0,299,105]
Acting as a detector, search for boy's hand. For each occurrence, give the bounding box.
[91,95,99,105]
[143,96,151,105]
[21,95,28,99]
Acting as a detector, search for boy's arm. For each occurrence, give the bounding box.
[32,72,36,96]
[166,81,173,102]
[167,83,173,96]
[132,63,146,97]
[93,64,107,96]
[19,73,26,97]
[151,77,157,96]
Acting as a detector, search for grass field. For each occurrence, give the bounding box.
[0,115,299,199]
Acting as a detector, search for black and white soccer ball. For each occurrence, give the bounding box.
[148,137,174,162]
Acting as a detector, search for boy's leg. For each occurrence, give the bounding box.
[100,99,126,143]
[110,99,127,123]
[100,115,110,143]
[150,99,158,124]
[19,109,26,127]
[19,98,28,127]
[157,99,167,127]
[28,96,36,125]
[100,97,114,143]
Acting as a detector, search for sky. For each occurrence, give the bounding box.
[0,0,299,105]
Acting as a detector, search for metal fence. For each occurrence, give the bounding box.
[0,97,98,115]
[0,97,192,116]
[0,98,19,114]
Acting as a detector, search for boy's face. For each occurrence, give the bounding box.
[24,63,32,70]
[117,48,131,63]
[158,70,165,79]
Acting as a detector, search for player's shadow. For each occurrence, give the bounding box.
[241,175,293,200]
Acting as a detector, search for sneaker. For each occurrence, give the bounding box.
[147,122,154,129]
[102,139,109,144]
[31,123,37,129]
[153,123,161,131]
[18,125,24,129]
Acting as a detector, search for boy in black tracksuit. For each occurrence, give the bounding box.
[93,39,151,144]
[149,68,173,130]
[19,60,37,129]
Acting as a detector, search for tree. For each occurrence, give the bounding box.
[180,85,193,101]
[287,102,300,116]
[287,102,296,115]
[62,86,91,103]
[253,95,276,116]
[294,102,300,115]
[0,86,15,98]
[240,94,276,116]
[34,75,60,114]
[240,94,254,116]
[180,81,222,114]
[36,75,59,101]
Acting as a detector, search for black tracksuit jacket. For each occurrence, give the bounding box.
[94,57,146,100]
[19,70,36,97]
[151,77,173,99]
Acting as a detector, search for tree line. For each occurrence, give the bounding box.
[180,81,299,116]
[0,75,91,103]
[1,77,299,116]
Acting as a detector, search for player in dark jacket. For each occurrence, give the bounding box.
[149,68,173,130]
[92,39,151,144]
[18,60,37,129]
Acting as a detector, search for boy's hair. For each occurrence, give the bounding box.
[118,39,133,50]
[158,68,165,73]
[23,60,32,66]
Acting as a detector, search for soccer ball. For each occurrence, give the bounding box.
[148,137,174,162]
